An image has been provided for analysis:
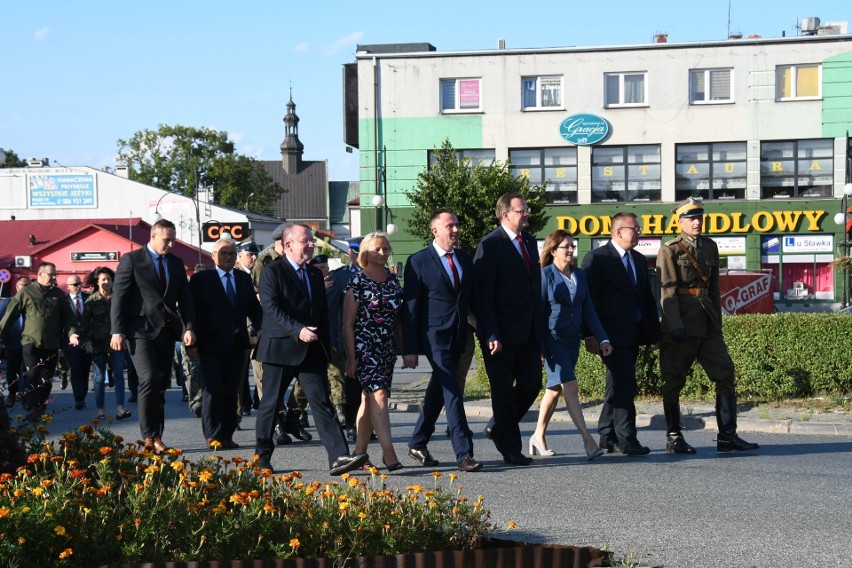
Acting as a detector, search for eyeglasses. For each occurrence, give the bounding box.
[214,251,237,257]
[556,244,577,250]
[511,208,531,215]
[289,239,316,246]
[67,282,81,287]
[617,225,642,233]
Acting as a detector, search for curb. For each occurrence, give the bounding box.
[388,399,852,437]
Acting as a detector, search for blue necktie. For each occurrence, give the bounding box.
[225,272,236,306]
[624,252,637,288]
[300,266,311,301]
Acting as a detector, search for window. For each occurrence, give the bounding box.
[521,76,562,109]
[428,148,495,168]
[440,78,482,112]
[776,64,821,100]
[591,145,661,202]
[604,72,646,107]
[510,148,577,204]
[689,68,733,103]
[761,236,835,301]
[760,139,833,199]
[676,142,747,200]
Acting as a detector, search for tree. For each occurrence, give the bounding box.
[0,148,27,168]
[116,124,280,213]
[404,139,549,254]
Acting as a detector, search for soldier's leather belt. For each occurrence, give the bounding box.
[677,287,707,297]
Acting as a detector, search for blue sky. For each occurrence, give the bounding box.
[2,1,850,182]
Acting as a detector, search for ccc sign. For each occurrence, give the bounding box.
[202,222,250,242]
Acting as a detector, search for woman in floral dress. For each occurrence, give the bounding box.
[343,232,404,470]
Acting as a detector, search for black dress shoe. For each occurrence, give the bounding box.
[60,372,68,390]
[256,457,273,471]
[503,453,533,466]
[344,426,356,443]
[666,433,697,454]
[600,436,618,453]
[285,420,312,441]
[458,456,483,472]
[334,405,347,427]
[717,432,760,452]
[274,423,293,445]
[330,453,369,476]
[299,412,310,429]
[408,447,440,467]
[617,438,651,456]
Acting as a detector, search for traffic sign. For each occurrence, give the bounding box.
[0,268,11,283]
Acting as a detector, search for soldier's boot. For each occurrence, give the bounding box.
[333,405,347,428]
[715,395,760,452]
[664,402,696,454]
[284,408,312,441]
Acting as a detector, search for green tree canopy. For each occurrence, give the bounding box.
[116,124,280,213]
[404,139,549,254]
[0,148,27,168]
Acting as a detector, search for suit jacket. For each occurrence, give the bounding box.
[473,226,543,346]
[110,247,196,340]
[190,269,262,353]
[402,245,473,356]
[581,242,660,347]
[540,264,608,343]
[256,257,331,367]
[327,266,356,351]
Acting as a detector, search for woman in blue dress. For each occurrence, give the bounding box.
[343,231,404,471]
[529,230,612,460]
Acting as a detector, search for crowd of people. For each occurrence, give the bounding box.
[0,194,759,476]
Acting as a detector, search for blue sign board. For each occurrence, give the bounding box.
[28,174,97,208]
[559,113,610,146]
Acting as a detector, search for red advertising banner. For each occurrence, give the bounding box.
[719,271,775,314]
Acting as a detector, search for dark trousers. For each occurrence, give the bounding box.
[480,338,542,456]
[597,343,639,444]
[660,334,736,403]
[4,348,24,397]
[409,347,474,463]
[199,340,244,442]
[255,345,349,466]
[127,328,175,439]
[21,344,58,409]
[63,345,92,403]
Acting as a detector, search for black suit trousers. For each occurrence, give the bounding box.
[255,343,349,466]
[409,348,474,462]
[22,344,58,409]
[480,339,542,456]
[128,327,176,439]
[199,338,244,442]
[597,343,639,444]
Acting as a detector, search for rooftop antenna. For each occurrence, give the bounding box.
[727,0,732,40]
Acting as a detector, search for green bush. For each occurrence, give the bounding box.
[469,314,852,402]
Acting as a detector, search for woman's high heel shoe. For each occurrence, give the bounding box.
[382,457,404,472]
[585,443,605,461]
[528,436,555,457]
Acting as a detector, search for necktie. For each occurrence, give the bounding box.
[157,255,167,292]
[446,252,461,295]
[299,266,311,301]
[516,234,532,276]
[224,272,236,306]
[624,252,637,288]
[73,295,81,315]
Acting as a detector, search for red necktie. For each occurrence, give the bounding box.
[516,234,532,276]
[157,255,167,292]
[446,252,461,295]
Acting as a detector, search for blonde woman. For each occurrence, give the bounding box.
[529,230,612,459]
[343,232,404,471]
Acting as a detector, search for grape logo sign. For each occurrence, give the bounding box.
[559,114,610,146]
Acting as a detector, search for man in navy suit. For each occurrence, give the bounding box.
[473,193,543,466]
[582,212,661,456]
[254,223,367,475]
[63,274,92,410]
[190,239,262,448]
[402,209,482,473]
[110,219,196,454]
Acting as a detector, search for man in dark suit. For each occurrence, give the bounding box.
[110,219,196,454]
[403,209,482,472]
[581,212,661,456]
[254,223,367,475]
[473,193,543,466]
[64,274,92,410]
[190,239,262,449]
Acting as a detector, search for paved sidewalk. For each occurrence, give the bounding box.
[389,362,852,438]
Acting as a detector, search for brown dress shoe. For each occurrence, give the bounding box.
[152,438,168,454]
[143,438,155,451]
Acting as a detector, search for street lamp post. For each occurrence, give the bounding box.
[833,176,852,308]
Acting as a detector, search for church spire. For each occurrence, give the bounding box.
[280,87,304,174]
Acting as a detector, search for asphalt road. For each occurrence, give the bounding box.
[19,367,852,568]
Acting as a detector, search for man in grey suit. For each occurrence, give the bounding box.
[254,223,367,475]
[110,219,196,454]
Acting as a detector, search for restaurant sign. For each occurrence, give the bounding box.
[559,113,610,146]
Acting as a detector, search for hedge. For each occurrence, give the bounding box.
[471,313,852,402]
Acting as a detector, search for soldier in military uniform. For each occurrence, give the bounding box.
[658,197,759,454]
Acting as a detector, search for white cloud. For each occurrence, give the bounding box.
[293,42,310,53]
[323,32,363,57]
[33,27,50,41]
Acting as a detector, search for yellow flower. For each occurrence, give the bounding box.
[348,477,360,488]
[32,487,44,496]
[340,472,350,481]
[508,520,518,529]
[58,548,73,559]
[13,489,23,497]
[170,461,185,472]
[210,440,222,450]
[449,473,458,482]
[358,512,368,519]
[290,538,300,548]
[17,537,25,545]
[54,525,67,536]
[339,502,350,511]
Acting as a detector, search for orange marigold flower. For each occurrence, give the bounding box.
[32,487,44,496]
[431,471,441,479]
[0,473,11,483]
[508,520,518,529]
[58,548,73,560]
[99,447,113,456]
[0,507,9,518]
[17,537,25,545]
[170,461,185,473]
[41,479,54,488]
[348,477,360,488]
[134,518,143,526]
[289,538,300,548]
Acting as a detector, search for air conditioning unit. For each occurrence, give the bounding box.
[15,256,32,268]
